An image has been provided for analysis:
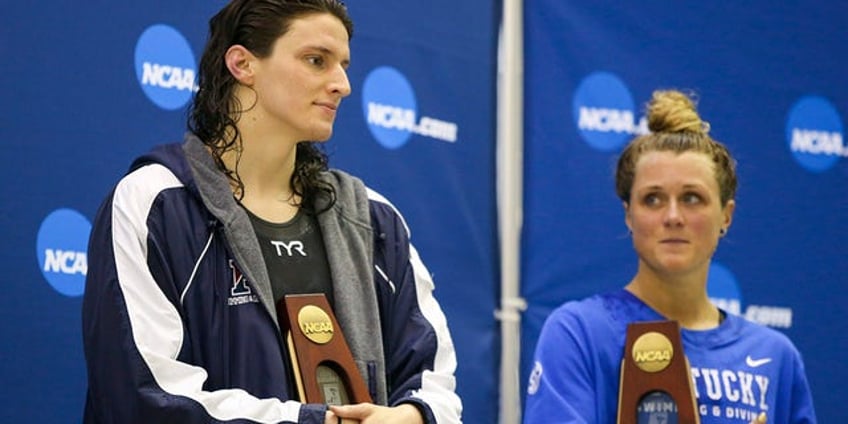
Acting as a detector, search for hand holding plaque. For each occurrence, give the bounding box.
[277,294,372,405]
[617,321,700,424]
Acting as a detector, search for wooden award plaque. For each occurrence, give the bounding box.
[276,294,372,405]
[617,321,700,424]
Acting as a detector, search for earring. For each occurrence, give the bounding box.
[719,228,727,236]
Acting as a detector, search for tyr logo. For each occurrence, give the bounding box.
[270,240,307,257]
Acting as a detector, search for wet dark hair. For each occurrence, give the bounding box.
[615,90,737,207]
[188,0,353,213]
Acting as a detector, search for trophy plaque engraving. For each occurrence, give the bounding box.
[277,294,372,405]
[617,321,700,424]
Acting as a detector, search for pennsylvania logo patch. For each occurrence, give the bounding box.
[228,259,260,306]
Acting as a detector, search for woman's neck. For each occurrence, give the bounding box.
[222,125,302,223]
[625,266,722,330]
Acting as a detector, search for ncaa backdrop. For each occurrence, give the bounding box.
[521,2,847,423]
[0,1,498,423]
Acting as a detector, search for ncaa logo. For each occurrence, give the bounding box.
[786,95,846,173]
[135,24,197,110]
[708,262,793,328]
[572,71,646,152]
[36,208,91,297]
[362,66,458,149]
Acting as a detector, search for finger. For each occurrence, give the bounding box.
[330,403,374,419]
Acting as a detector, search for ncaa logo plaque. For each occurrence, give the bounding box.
[617,321,700,424]
[278,294,372,406]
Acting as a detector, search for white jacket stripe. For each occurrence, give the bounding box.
[112,163,301,422]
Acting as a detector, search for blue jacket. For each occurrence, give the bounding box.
[523,289,816,423]
[82,135,462,423]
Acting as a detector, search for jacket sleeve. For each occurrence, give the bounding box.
[522,307,599,424]
[370,198,463,424]
[81,164,326,424]
[788,347,817,423]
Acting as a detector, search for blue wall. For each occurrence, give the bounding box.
[2,1,498,422]
[521,2,848,423]
[4,1,843,422]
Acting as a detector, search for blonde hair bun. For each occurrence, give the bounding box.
[646,90,709,134]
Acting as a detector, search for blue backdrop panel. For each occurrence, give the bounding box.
[335,2,500,423]
[522,2,848,423]
[1,1,497,423]
[1,3,223,423]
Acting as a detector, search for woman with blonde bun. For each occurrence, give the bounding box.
[523,90,816,424]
